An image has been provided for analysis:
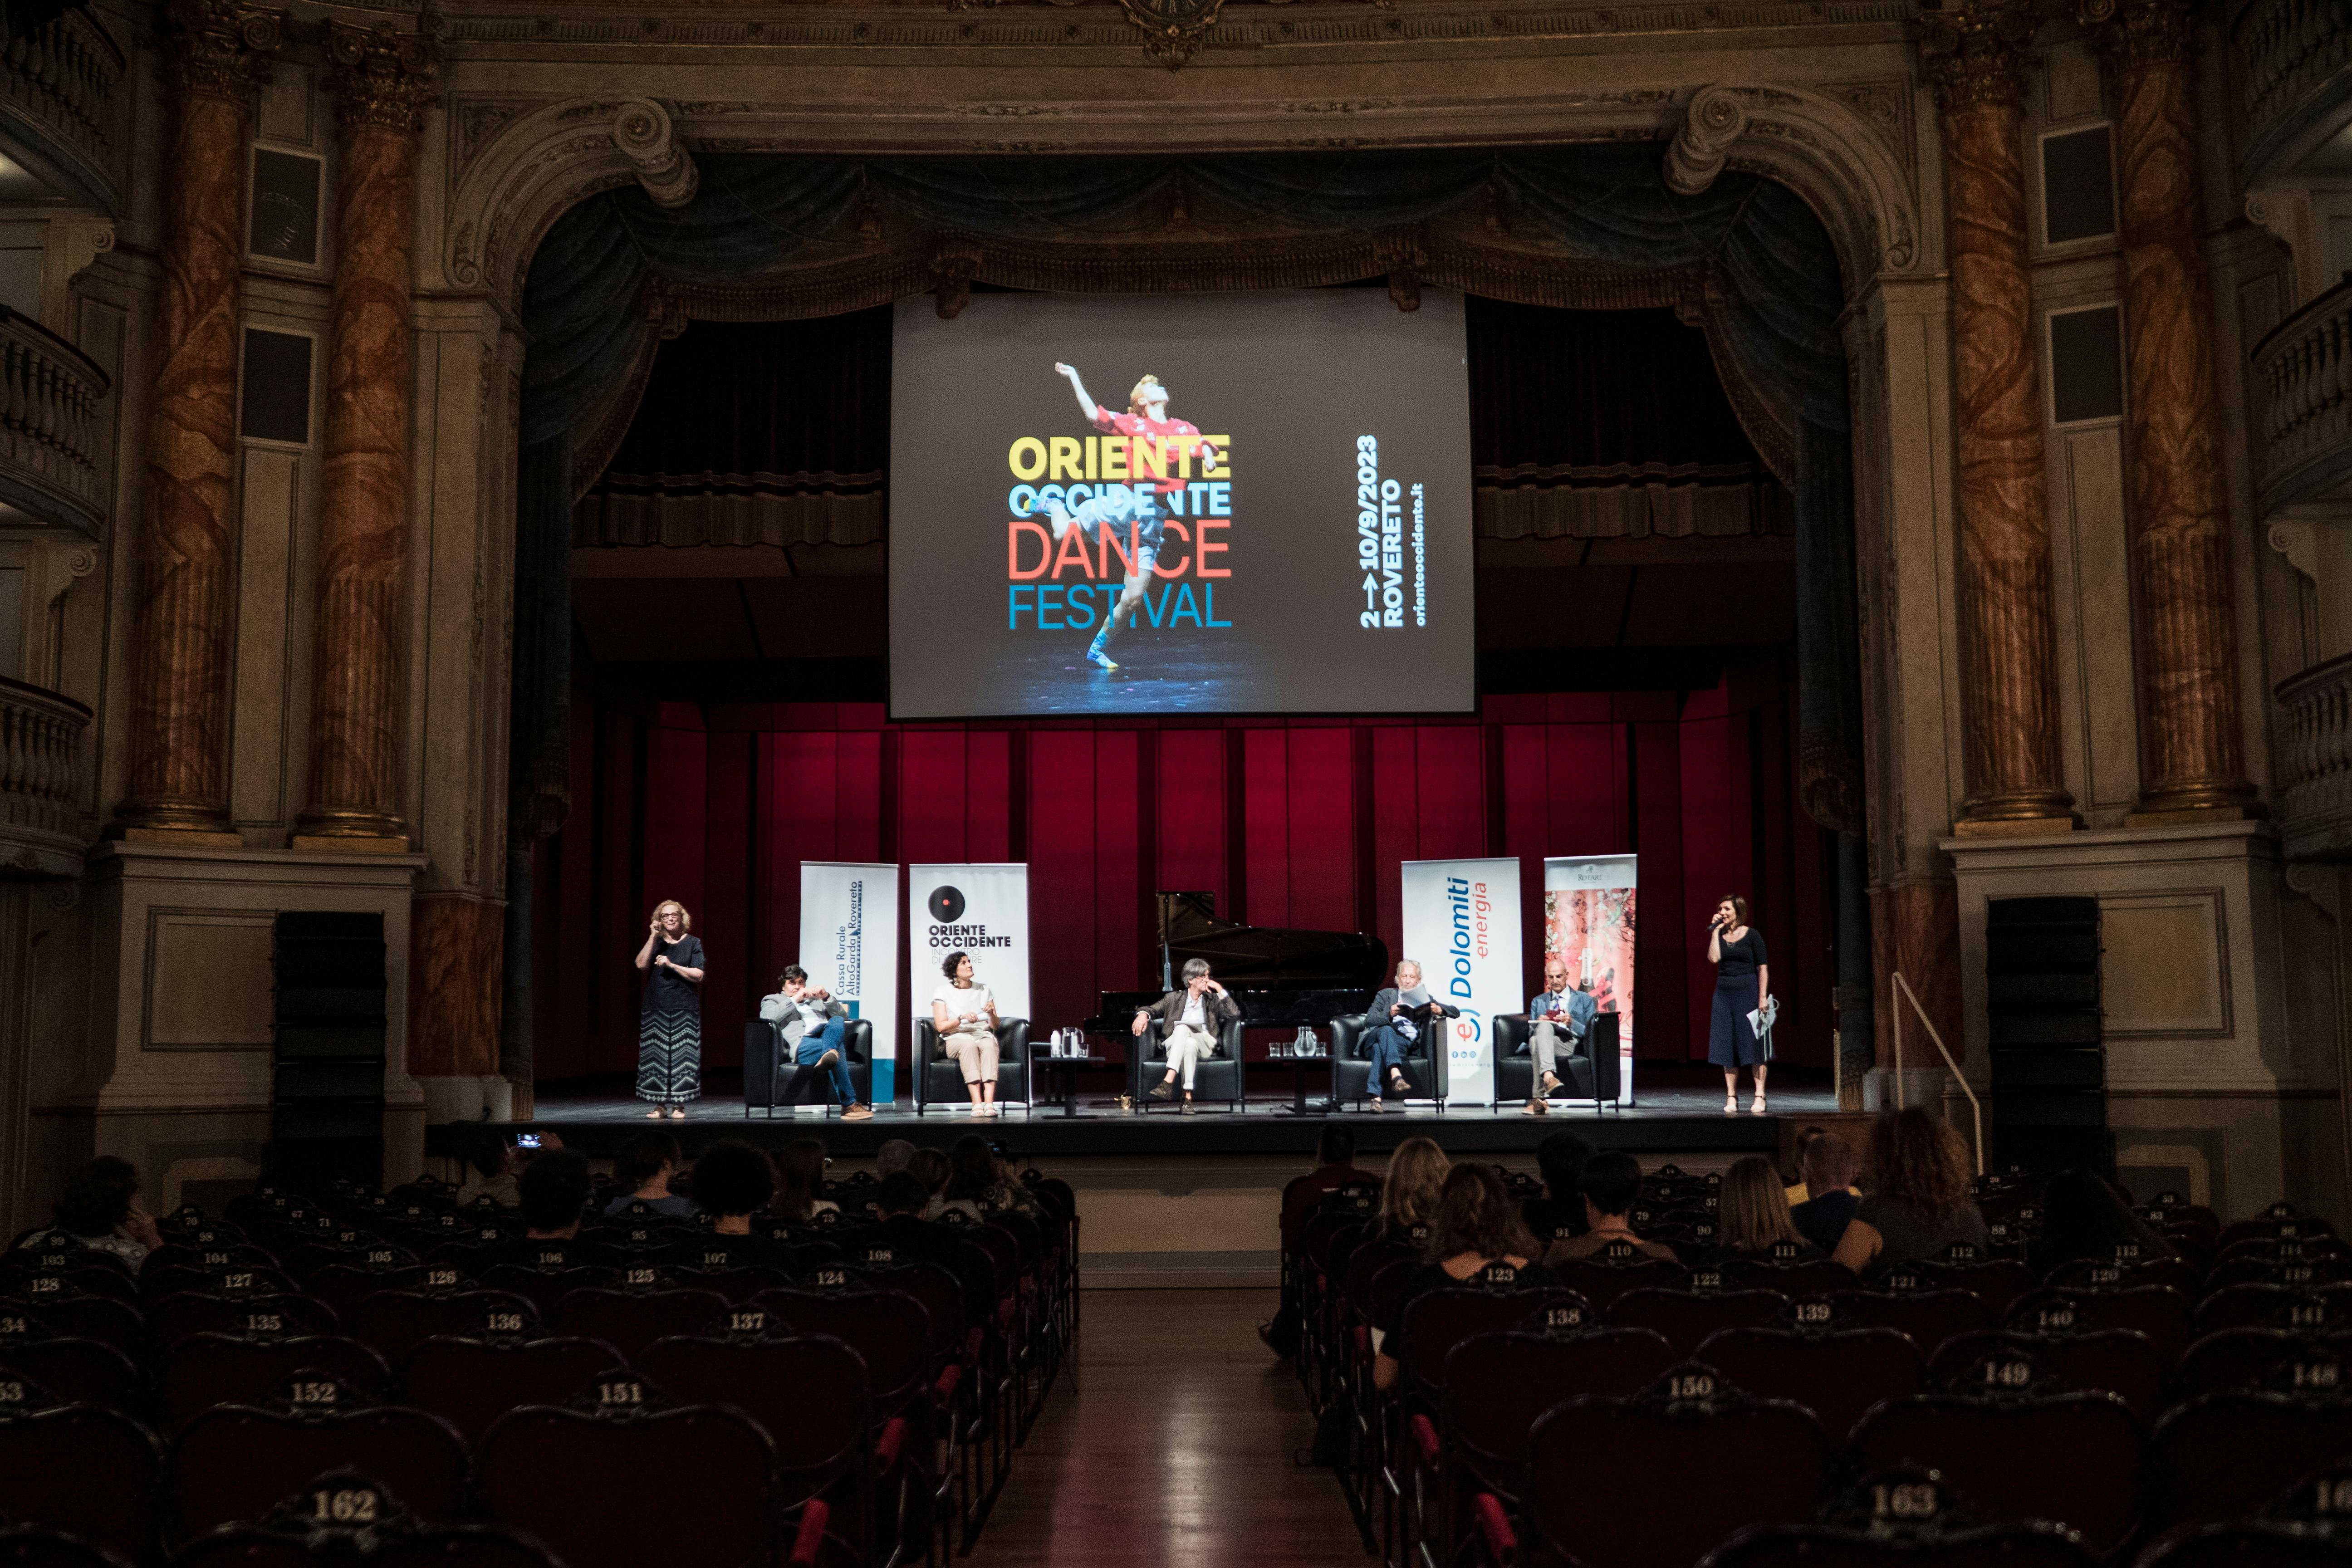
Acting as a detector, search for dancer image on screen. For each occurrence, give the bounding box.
[1050,362,1217,672]
[1706,893,1770,1115]
[635,900,704,1119]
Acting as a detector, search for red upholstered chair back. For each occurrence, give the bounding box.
[477,1405,776,1568]
[1847,1392,2142,1556]
[398,1335,624,1441]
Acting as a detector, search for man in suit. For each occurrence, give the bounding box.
[1359,960,1455,1110]
[1131,957,1241,1112]
[1522,958,1600,1116]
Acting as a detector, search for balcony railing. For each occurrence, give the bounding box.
[2253,276,2352,514]
[0,307,107,536]
[0,5,123,216]
[0,675,88,877]
[2275,652,2352,859]
[2236,0,2352,186]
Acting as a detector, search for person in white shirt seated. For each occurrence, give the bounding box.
[760,966,875,1121]
[1131,957,1240,1113]
[931,950,1004,1116]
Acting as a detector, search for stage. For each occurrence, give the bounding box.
[460,1077,1837,1161]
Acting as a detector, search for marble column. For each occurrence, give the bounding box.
[293,24,439,851]
[1922,2,2078,833]
[2087,0,2260,821]
[112,0,279,842]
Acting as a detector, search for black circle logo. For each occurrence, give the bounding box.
[928,886,966,923]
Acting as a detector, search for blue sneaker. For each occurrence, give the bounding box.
[1087,644,1121,671]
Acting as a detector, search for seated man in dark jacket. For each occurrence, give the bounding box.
[1789,1132,1862,1253]
[1359,960,1456,1110]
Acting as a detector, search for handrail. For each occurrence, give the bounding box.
[1890,970,1984,1177]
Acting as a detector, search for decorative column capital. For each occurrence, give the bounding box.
[324,20,442,134]
[2077,0,2196,73]
[1918,1,2041,114]
[163,0,282,105]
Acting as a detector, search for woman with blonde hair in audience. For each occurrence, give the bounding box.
[1372,1163,1558,1390]
[1710,1155,1817,1259]
[1375,1137,1450,1246]
[1833,1107,1988,1273]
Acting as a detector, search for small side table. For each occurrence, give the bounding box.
[1270,1052,1332,1115]
[1034,1056,1109,1117]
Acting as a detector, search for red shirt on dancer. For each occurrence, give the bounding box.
[1091,406,1206,498]
[1056,366,1215,499]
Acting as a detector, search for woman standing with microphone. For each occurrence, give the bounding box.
[1706,894,1769,1115]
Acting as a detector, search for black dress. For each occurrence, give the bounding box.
[1707,928,1768,1068]
[637,934,704,1105]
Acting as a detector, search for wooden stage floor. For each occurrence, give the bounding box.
[486,1079,1838,1161]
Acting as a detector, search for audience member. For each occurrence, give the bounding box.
[692,1142,779,1237]
[1833,1108,1988,1272]
[1264,1125,1373,1356]
[941,1135,1034,1219]
[1521,1133,1593,1245]
[1710,1155,1816,1258]
[52,1156,162,1266]
[1279,1126,1371,1252]
[456,1125,526,1207]
[2030,1168,2170,1275]
[1784,1126,1828,1202]
[858,1171,962,1268]
[1542,1151,1677,1264]
[909,1147,952,1220]
[1372,1164,1557,1390]
[518,1149,592,1241]
[1375,1137,1450,1245]
[875,1139,918,1179]
[1789,1132,1862,1252]
[773,1138,840,1226]
[603,1132,695,1217]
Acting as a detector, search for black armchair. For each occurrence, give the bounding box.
[1126,1016,1248,1112]
[742,1016,874,1116]
[1493,1011,1621,1110]
[913,1018,1034,1113]
[1329,1008,1450,1108]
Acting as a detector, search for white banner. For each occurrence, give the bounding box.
[1544,854,1638,1106]
[909,863,1032,1024]
[1400,857,1522,1105]
[797,861,902,1033]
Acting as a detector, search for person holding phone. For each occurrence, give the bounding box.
[634,899,705,1119]
[1132,957,1239,1112]
[1706,893,1770,1115]
[931,950,1004,1117]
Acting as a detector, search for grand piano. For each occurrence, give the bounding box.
[1086,892,1387,1033]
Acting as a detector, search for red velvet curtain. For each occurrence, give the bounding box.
[534,673,1831,1083]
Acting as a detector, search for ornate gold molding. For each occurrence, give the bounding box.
[1116,0,1228,68]
[325,20,442,133]
[1917,1,2040,114]
[163,0,281,105]
[2077,0,2195,75]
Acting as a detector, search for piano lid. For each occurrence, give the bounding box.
[1154,891,1388,994]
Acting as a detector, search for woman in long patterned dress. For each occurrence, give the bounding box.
[635,899,705,1119]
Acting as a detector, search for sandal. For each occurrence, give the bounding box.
[1723,1096,1738,1116]
[1750,1094,1767,1116]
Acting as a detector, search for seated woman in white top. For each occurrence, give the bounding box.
[931,950,1002,1117]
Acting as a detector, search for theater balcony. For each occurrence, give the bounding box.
[0,3,123,218]
[0,307,107,536]
[2254,276,2352,515]
[2236,0,2352,190]
[0,675,88,878]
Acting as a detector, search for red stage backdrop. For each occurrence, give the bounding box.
[533,663,1831,1083]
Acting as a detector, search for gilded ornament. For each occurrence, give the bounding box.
[325,20,442,133]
